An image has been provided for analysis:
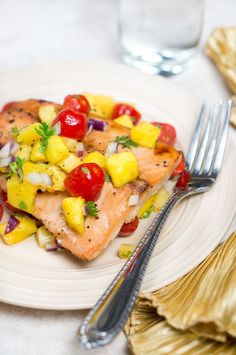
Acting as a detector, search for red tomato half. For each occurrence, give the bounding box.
[151,122,176,145]
[112,103,141,125]
[176,170,190,190]
[53,109,88,140]
[0,203,3,221]
[171,153,186,177]
[64,163,105,201]
[63,94,91,114]
[0,190,19,213]
[118,217,139,237]
[1,101,15,112]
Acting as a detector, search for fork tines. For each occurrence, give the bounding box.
[186,100,232,178]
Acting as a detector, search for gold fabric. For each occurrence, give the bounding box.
[125,233,236,353]
[206,28,236,94]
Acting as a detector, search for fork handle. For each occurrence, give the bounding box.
[80,189,188,349]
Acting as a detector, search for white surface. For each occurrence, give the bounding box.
[1,62,236,311]
[0,0,235,354]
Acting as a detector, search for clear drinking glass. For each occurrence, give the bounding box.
[118,0,204,76]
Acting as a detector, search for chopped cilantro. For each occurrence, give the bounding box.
[140,207,153,219]
[115,136,138,148]
[35,122,56,153]
[5,157,24,182]
[85,201,99,217]
[105,174,111,182]
[10,126,20,137]
[19,201,27,210]
[81,167,90,175]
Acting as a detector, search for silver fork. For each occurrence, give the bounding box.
[80,100,232,349]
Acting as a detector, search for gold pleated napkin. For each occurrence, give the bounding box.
[125,233,236,354]
[205,27,236,127]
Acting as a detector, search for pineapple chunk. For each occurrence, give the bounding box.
[62,197,85,234]
[46,165,66,192]
[137,194,157,219]
[63,137,82,153]
[105,152,138,188]
[45,136,69,164]
[7,174,37,213]
[38,103,57,126]
[35,226,55,249]
[83,152,106,168]
[84,93,115,118]
[130,122,161,148]
[0,214,37,245]
[118,244,136,259]
[30,141,47,162]
[17,123,41,145]
[113,115,134,129]
[58,153,81,173]
[15,144,32,160]
[154,187,170,212]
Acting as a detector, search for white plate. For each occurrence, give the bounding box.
[0,62,235,310]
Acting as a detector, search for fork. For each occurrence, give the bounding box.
[80,100,232,349]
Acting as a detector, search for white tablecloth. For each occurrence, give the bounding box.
[0,0,235,354]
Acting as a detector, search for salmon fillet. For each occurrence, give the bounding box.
[33,142,181,261]
[0,99,61,144]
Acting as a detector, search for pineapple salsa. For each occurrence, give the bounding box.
[0,93,184,258]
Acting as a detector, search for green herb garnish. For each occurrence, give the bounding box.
[105,174,111,182]
[5,157,24,182]
[85,201,99,217]
[19,201,27,210]
[10,126,20,137]
[115,136,138,148]
[35,122,55,153]
[81,167,90,175]
[140,207,153,219]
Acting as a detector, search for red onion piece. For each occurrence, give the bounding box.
[45,244,58,252]
[83,204,88,216]
[88,118,108,132]
[0,142,11,159]
[5,215,20,234]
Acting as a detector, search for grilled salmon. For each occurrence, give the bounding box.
[0,99,61,144]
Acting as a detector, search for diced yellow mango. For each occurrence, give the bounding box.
[118,244,136,259]
[63,137,82,154]
[62,197,85,234]
[46,165,66,192]
[113,115,134,129]
[105,152,138,188]
[137,194,157,218]
[58,153,81,173]
[0,167,7,173]
[30,141,47,162]
[83,152,106,168]
[130,122,161,148]
[154,187,170,212]
[38,103,57,126]
[7,174,37,213]
[17,123,41,145]
[0,214,37,245]
[15,144,32,160]
[84,93,115,118]
[45,136,69,165]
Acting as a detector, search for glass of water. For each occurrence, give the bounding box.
[118,0,204,76]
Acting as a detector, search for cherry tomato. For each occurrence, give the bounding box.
[112,103,141,125]
[176,170,190,190]
[118,217,139,237]
[64,163,105,201]
[151,122,176,145]
[62,94,91,114]
[1,101,15,112]
[0,190,19,213]
[171,153,186,177]
[53,109,88,140]
[0,203,3,221]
